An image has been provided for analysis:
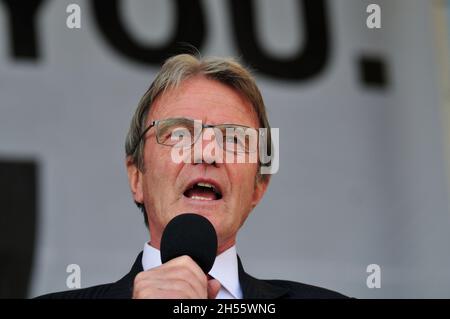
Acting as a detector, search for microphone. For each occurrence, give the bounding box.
[160,213,218,274]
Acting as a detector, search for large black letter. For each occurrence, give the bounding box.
[91,0,206,65]
[228,0,330,80]
[0,159,37,298]
[1,0,46,59]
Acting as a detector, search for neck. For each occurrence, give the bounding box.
[148,238,236,256]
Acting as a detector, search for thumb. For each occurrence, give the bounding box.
[207,279,221,299]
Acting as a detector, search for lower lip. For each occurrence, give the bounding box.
[182,195,224,206]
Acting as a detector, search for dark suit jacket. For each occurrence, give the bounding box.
[36,252,348,299]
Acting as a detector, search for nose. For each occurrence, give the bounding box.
[192,127,222,165]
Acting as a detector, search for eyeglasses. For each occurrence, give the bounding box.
[133,117,259,154]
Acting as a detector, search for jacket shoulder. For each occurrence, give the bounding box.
[264,279,349,299]
[35,283,117,299]
[35,252,143,299]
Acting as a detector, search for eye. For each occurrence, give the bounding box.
[225,135,239,144]
[171,126,188,135]
[166,126,189,140]
[225,135,246,150]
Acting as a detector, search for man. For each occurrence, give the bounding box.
[38,54,347,299]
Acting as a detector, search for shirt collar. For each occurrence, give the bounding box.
[142,242,242,299]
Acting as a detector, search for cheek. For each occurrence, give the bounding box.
[229,164,258,203]
[142,145,180,196]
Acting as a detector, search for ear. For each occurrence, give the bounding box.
[250,174,270,210]
[126,156,144,205]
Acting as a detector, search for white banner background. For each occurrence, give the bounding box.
[0,0,449,298]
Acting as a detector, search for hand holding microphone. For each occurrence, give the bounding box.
[132,214,221,299]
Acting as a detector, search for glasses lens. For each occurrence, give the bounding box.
[221,126,258,153]
[155,119,258,153]
[156,118,196,147]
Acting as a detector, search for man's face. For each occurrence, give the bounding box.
[127,76,269,253]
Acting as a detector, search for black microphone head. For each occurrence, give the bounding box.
[160,213,218,274]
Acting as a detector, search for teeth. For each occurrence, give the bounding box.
[197,182,214,189]
[190,195,213,201]
[196,182,218,193]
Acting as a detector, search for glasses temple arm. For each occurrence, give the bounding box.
[132,122,155,154]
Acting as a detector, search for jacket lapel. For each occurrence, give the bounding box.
[237,256,289,299]
[106,252,144,298]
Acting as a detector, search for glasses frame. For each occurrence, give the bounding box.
[132,117,258,154]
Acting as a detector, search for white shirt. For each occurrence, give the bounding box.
[142,242,243,299]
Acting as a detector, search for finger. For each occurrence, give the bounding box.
[134,286,193,299]
[154,278,199,298]
[207,279,221,299]
[133,277,200,299]
[142,259,208,297]
[165,255,208,286]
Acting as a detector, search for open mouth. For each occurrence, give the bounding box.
[183,182,223,201]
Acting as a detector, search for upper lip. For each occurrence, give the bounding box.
[183,177,224,198]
